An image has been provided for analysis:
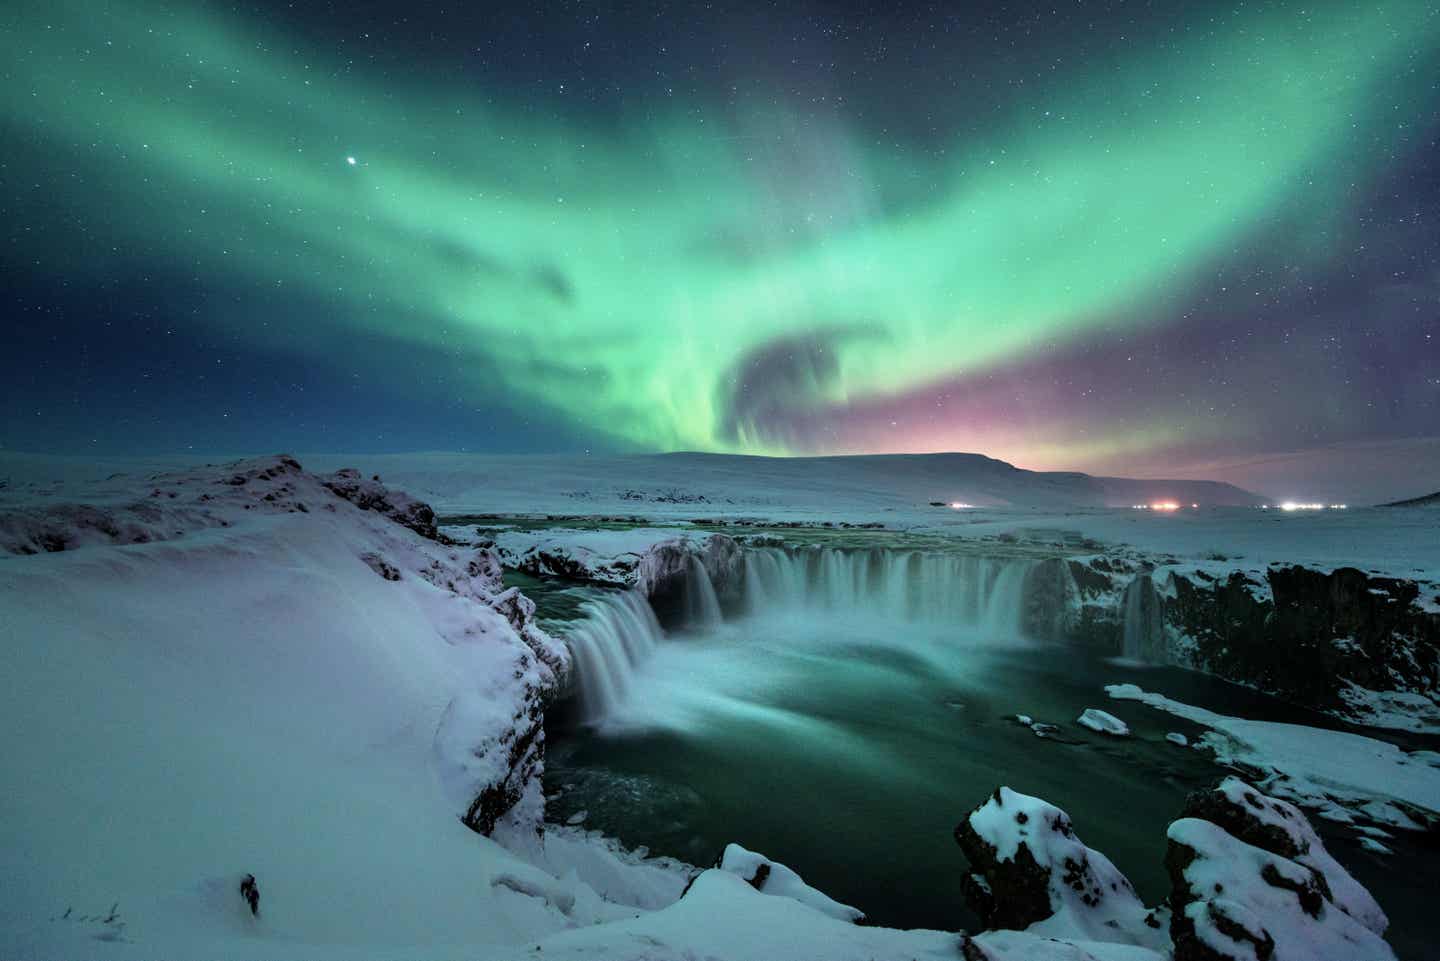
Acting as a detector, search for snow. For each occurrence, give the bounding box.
[1107,684,1440,829]
[1167,818,1395,961]
[1206,777,1387,933]
[1076,708,1131,736]
[1166,732,1189,747]
[717,843,865,923]
[964,787,1162,950]
[0,457,681,960]
[1337,681,1440,734]
[483,526,714,586]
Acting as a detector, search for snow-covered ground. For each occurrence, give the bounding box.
[1,451,1433,960]
[1,454,1211,961]
[7,450,1437,582]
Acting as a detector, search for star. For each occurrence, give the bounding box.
[346,156,357,166]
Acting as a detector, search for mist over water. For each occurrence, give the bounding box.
[546,547,1433,940]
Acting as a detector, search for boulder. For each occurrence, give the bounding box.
[955,787,1157,946]
[1166,780,1395,961]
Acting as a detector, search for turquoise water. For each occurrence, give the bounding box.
[544,608,1435,955]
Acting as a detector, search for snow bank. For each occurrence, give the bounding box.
[0,456,646,960]
[717,843,864,923]
[1107,684,1440,829]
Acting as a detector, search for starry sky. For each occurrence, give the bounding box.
[2,0,1438,499]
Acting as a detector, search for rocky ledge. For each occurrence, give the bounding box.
[1067,557,1440,732]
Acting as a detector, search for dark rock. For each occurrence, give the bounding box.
[1164,565,1439,718]
[239,874,259,917]
[359,552,401,581]
[321,468,439,540]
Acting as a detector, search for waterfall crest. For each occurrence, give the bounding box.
[565,546,1039,724]
[738,547,1035,636]
[566,590,665,722]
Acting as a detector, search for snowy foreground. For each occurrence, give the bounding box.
[0,454,1432,960]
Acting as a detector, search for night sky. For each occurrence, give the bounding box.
[3,0,1438,499]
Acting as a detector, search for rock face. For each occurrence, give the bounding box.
[1166,779,1394,961]
[1063,555,1440,729]
[638,533,744,621]
[954,787,1157,946]
[1166,566,1439,718]
[1019,557,1081,638]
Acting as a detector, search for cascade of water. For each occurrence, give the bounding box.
[565,590,665,723]
[566,546,1044,723]
[685,554,723,628]
[736,546,1035,636]
[1121,574,1162,662]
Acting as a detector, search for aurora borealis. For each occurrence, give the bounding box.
[2,1,1437,497]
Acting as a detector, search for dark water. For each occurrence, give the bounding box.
[543,608,1438,957]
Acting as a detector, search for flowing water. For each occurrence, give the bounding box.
[540,547,1434,954]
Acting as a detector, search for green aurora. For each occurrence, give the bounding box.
[4,0,1436,461]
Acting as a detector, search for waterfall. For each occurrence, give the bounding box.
[1121,574,1164,662]
[565,546,1040,724]
[685,554,723,628]
[737,547,1036,636]
[565,590,665,723]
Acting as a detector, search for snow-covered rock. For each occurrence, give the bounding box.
[954,787,1162,949]
[1077,708,1131,736]
[1178,778,1387,935]
[1165,808,1396,961]
[716,843,864,923]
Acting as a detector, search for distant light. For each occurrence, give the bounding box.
[1151,501,1180,512]
[346,156,357,166]
[1280,501,1326,512]
[949,501,974,509]
[1191,503,1199,509]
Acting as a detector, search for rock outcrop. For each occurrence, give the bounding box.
[954,786,1159,946]
[320,467,439,540]
[955,781,1396,961]
[1165,780,1395,960]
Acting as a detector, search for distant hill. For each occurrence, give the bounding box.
[0,448,1267,516]
[295,450,1266,514]
[1381,490,1440,508]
